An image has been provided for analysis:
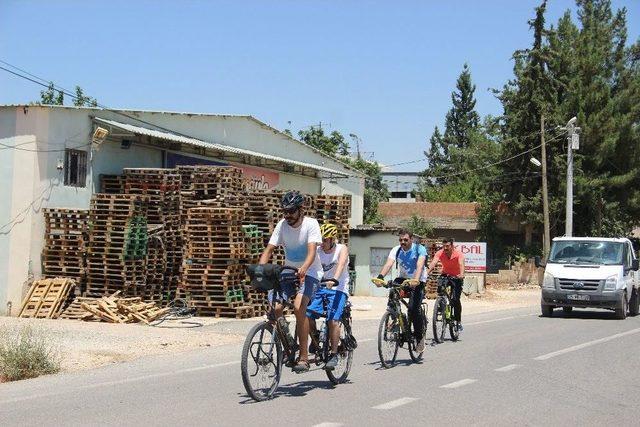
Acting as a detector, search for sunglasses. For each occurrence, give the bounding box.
[399,238,411,243]
[283,208,299,215]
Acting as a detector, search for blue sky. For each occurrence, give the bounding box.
[1,1,638,171]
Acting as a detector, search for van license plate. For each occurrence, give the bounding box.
[568,294,589,301]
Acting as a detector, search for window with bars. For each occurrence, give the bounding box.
[64,149,87,187]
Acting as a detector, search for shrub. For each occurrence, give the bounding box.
[0,324,61,382]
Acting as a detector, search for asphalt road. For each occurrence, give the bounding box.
[2,305,640,427]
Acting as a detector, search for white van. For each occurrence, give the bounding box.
[536,237,640,319]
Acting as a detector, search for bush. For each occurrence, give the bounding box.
[0,324,61,382]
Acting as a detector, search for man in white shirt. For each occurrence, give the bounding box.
[259,191,323,373]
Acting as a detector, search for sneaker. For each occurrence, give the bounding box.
[292,360,310,373]
[324,354,339,371]
[416,335,425,353]
[457,322,464,332]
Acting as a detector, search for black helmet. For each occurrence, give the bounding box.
[280,191,305,210]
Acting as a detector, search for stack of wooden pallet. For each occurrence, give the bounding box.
[19,278,76,319]
[41,208,88,295]
[123,168,182,296]
[99,174,125,194]
[59,296,101,320]
[313,195,352,246]
[85,194,148,297]
[145,225,167,303]
[243,191,286,264]
[181,207,253,318]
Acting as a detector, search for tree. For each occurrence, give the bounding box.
[298,126,350,157]
[423,64,481,186]
[37,83,97,107]
[403,214,434,238]
[39,82,64,105]
[344,157,389,223]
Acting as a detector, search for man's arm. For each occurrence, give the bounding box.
[412,255,426,285]
[426,252,441,275]
[259,244,275,264]
[334,245,350,280]
[379,257,395,278]
[297,242,318,281]
[458,253,465,278]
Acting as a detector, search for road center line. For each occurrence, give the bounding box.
[359,338,374,343]
[494,364,521,372]
[372,397,419,410]
[534,327,640,361]
[312,423,343,427]
[440,378,477,389]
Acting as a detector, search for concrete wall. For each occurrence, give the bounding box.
[349,230,400,297]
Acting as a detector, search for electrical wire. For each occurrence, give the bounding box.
[149,299,202,328]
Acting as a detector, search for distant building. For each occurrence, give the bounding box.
[381,171,420,202]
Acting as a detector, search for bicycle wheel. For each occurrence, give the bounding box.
[449,314,460,341]
[326,320,354,385]
[377,311,400,368]
[241,322,283,402]
[432,297,446,343]
[408,305,427,362]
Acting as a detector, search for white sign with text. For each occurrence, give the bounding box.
[454,242,487,272]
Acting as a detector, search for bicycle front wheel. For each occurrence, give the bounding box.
[241,322,283,402]
[408,305,427,362]
[378,311,400,368]
[449,316,460,341]
[326,320,354,385]
[432,297,446,343]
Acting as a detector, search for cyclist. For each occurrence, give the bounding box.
[259,190,323,373]
[426,237,465,331]
[306,222,350,371]
[373,229,427,353]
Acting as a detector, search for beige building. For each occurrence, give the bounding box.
[0,105,365,315]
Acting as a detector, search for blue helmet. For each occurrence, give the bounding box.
[280,191,305,210]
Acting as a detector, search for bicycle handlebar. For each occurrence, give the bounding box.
[371,278,418,288]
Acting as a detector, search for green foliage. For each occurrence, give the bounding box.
[37,83,97,107]
[298,126,350,157]
[497,0,640,237]
[0,324,61,382]
[39,82,64,105]
[403,214,434,238]
[343,157,389,223]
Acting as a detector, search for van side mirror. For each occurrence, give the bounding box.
[534,256,545,268]
[632,259,639,271]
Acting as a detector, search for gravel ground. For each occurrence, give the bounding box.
[0,287,540,373]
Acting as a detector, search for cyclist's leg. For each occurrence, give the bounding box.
[452,278,463,323]
[409,284,425,340]
[327,290,347,354]
[294,276,320,365]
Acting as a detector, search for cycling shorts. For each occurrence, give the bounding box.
[306,287,348,321]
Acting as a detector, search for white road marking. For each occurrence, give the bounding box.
[372,397,419,410]
[534,327,640,361]
[466,314,535,326]
[359,338,374,343]
[494,364,521,372]
[0,360,240,405]
[440,378,477,389]
[312,423,343,427]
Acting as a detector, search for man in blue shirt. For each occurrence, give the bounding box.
[374,229,428,352]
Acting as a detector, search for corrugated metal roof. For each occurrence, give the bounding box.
[93,117,350,177]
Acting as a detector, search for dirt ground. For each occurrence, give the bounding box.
[0,287,540,374]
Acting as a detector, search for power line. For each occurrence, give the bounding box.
[0,140,91,152]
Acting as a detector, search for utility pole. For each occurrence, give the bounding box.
[541,115,550,258]
[564,117,580,237]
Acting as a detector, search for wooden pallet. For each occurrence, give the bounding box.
[19,278,76,319]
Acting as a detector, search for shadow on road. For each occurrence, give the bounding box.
[238,378,349,404]
[538,310,622,320]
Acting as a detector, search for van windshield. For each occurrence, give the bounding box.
[548,241,624,265]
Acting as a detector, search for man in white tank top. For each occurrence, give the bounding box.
[306,222,350,371]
